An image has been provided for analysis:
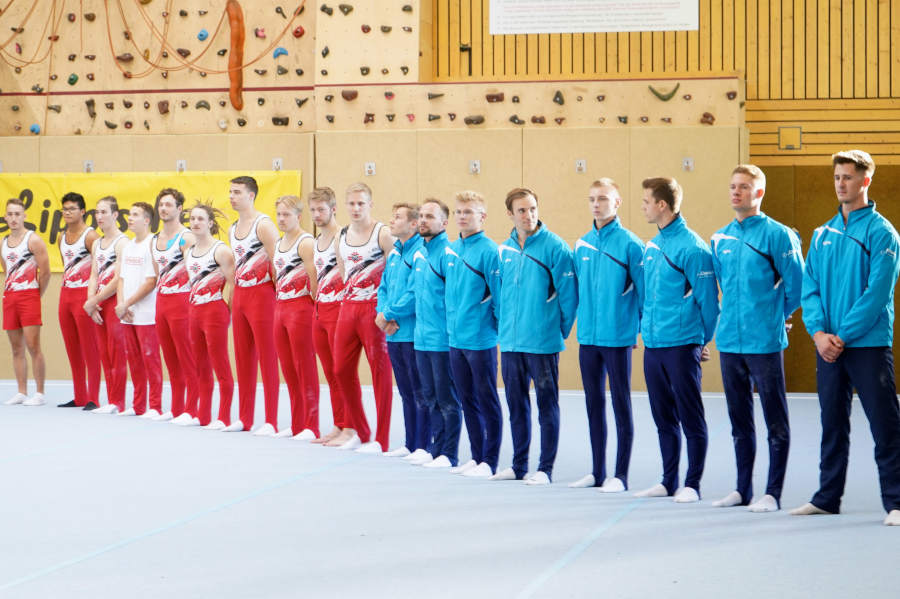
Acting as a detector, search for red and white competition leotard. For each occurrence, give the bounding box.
[314,233,345,304]
[229,215,273,288]
[187,241,226,306]
[95,233,126,294]
[2,230,39,292]
[274,233,313,301]
[338,223,386,302]
[152,229,191,295]
[60,227,94,289]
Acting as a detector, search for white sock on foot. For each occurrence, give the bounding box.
[884,510,900,526]
[748,494,779,513]
[568,474,596,488]
[408,452,434,465]
[489,467,517,481]
[525,471,551,486]
[154,411,174,421]
[384,446,412,458]
[117,408,137,417]
[22,393,45,406]
[252,423,276,437]
[294,429,316,441]
[139,409,161,420]
[634,483,669,498]
[462,462,493,478]
[181,417,201,427]
[673,487,700,503]
[337,434,361,450]
[789,502,832,516]
[4,393,27,405]
[92,404,118,414]
[403,448,430,462]
[599,477,626,493]
[222,421,245,432]
[356,441,382,454]
[423,455,452,469]
[275,428,294,438]
[712,491,743,508]
[203,420,226,430]
[450,459,477,474]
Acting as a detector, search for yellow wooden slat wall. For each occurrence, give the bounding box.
[433,1,899,102]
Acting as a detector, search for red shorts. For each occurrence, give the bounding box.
[3,289,41,330]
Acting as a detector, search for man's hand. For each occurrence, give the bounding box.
[115,302,129,320]
[83,297,97,316]
[813,331,844,363]
[90,308,104,325]
[700,345,711,362]
[374,312,389,331]
[384,321,399,336]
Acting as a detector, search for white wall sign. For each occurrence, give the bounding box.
[490,0,699,35]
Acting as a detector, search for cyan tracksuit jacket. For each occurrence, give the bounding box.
[801,201,900,347]
[498,223,577,354]
[641,214,719,348]
[444,230,501,351]
[711,213,804,354]
[573,217,645,347]
[413,231,451,352]
[376,233,422,343]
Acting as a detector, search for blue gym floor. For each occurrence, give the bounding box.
[0,381,896,598]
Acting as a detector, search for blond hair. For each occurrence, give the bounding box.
[276,195,303,214]
[731,164,767,191]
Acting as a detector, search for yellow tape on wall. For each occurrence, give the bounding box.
[0,171,302,272]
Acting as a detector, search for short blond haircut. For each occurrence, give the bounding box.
[590,178,621,198]
[832,149,875,178]
[308,186,336,208]
[731,164,766,191]
[392,202,419,220]
[345,182,373,202]
[455,190,486,213]
[276,195,303,213]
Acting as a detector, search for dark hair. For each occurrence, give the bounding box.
[642,177,683,213]
[190,201,226,236]
[61,192,86,210]
[97,196,119,213]
[505,188,538,212]
[156,187,185,208]
[422,198,450,219]
[230,176,259,198]
[832,149,875,178]
[132,202,155,220]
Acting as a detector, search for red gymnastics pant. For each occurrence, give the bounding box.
[274,296,320,436]
[156,293,198,417]
[94,297,127,411]
[58,286,100,407]
[333,300,393,450]
[313,301,345,429]
[123,324,163,415]
[190,300,234,426]
[232,284,280,430]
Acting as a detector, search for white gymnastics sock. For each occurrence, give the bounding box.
[884,510,900,526]
[408,452,434,465]
[568,474,595,488]
[222,420,245,432]
[181,417,201,427]
[634,483,669,498]
[599,477,626,493]
[93,404,118,414]
[355,441,383,454]
[450,459,477,474]
[337,433,361,450]
[402,448,429,462]
[252,423,276,437]
[4,392,27,405]
[712,491,743,508]
[22,393,45,406]
[154,411,174,421]
[747,494,779,513]
[117,408,137,417]
[384,446,412,458]
[139,409,161,420]
[294,429,316,441]
[789,502,833,516]
[525,471,551,486]
[462,462,493,478]
[275,428,294,438]
[423,455,452,469]
[203,420,226,430]
[489,467,517,481]
[673,487,700,503]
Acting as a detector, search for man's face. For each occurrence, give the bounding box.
[229,183,254,211]
[157,194,181,223]
[834,162,869,205]
[61,201,85,226]
[729,173,762,215]
[128,207,149,233]
[455,201,485,236]
[389,207,416,239]
[95,202,117,230]
[308,200,334,228]
[589,185,621,223]
[276,204,300,233]
[641,188,668,225]
[418,202,446,239]
[346,191,372,223]
[508,195,538,234]
[4,204,25,231]
[189,208,211,235]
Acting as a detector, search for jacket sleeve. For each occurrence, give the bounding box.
[684,244,719,345]
[836,226,900,344]
[552,241,578,339]
[801,234,826,337]
[486,244,502,324]
[628,238,645,310]
[382,256,417,321]
[777,227,805,318]
[376,258,390,314]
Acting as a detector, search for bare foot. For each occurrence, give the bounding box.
[312,427,342,445]
[325,428,355,447]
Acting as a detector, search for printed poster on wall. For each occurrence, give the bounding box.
[490,0,699,34]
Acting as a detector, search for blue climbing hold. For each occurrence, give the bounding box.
[197,28,209,41]
[273,46,288,59]
[29,124,40,135]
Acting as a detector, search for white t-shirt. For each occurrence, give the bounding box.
[120,236,158,325]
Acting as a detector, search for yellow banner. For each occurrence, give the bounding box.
[0,170,302,271]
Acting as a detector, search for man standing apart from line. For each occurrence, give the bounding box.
[228,176,281,434]
[570,179,644,492]
[792,150,900,526]
[153,188,197,423]
[492,188,577,486]
[378,204,428,460]
[444,191,503,478]
[56,192,101,409]
[635,177,719,503]
[710,165,803,513]
[1,198,50,406]
[332,183,395,451]
[411,199,461,469]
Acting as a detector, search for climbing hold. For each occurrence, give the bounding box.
[360,66,370,76]
[297,120,303,127]
[179,9,188,17]
[123,31,131,40]
[448,113,456,121]
[276,6,287,18]
[160,71,167,79]
[726,91,737,100]
[217,48,227,56]
[321,69,328,76]
[124,121,133,129]
[293,26,305,38]
[598,117,606,123]
[180,101,188,109]
[296,97,309,107]
[428,92,444,100]
[104,120,117,129]
[123,100,133,108]
[402,27,412,32]
[324,94,334,102]
[198,29,209,41]
[295,69,304,76]
[49,74,57,81]
[512,95,520,103]
[116,53,134,62]
[14,42,21,54]
[486,93,504,103]
[384,91,394,99]
[29,124,40,134]
[661,117,672,123]
[463,115,485,126]
[596,95,605,102]
[531,116,545,124]
[364,113,375,124]
[86,73,94,81]
[552,90,564,105]
[617,116,627,124]
[381,68,389,74]
[176,48,190,58]
[554,117,565,125]
[683,94,692,100]
[386,114,396,122]
[158,100,169,114]
[640,116,649,123]
[219,100,227,107]
[237,118,247,127]
[402,4,413,12]
[509,115,524,125]
[31,84,44,93]
[576,96,583,102]
[648,83,680,101]
[144,101,150,109]
[14,67,21,73]
[257,97,265,105]
[406,114,415,122]
[162,51,168,58]
[277,66,288,75]
[700,112,715,125]
[67,13,76,22]
[68,54,76,61]
[196,100,210,110]
[199,72,207,77]
[326,115,335,123]
[143,120,150,130]
[85,54,96,60]
[84,13,96,22]
[321,4,333,16]
[401,66,409,75]
[428,114,440,121]
[272,117,289,126]
[322,46,330,58]
[254,69,267,75]
[67,73,78,85]
[381,26,392,33]
[11,105,19,111]
[273,47,288,59]
[48,105,61,113]
[339,4,353,15]
[104,102,114,109]
[342,90,358,101]
[361,24,371,33]
[218,119,228,130]
[199,10,208,16]
[254,28,266,39]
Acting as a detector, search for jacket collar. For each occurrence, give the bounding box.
[507,221,546,248]
[394,233,421,253]
[592,216,621,240]
[658,213,687,237]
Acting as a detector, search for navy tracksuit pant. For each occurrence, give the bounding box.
[387,341,430,452]
[415,350,461,465]
[644,344,708,495]
[501,351,560,480]
[579,345,634,488]
[811,347,900,514]
[449,347,503,472]
[720,351,790,506]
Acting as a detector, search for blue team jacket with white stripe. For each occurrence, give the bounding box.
[711,213,804,354]
[801,202,900,347]
[376,233,422,343]
[413,231,451,352]
[498,223,577,354]
[641,214,719,348]
[573,217,645,347]
[444,230,501,351]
